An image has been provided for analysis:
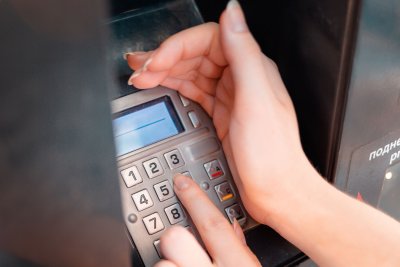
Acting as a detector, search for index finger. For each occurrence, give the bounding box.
[148,22,228,72]
[173,174,257,266]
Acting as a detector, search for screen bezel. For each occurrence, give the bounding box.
[112,96,184,156]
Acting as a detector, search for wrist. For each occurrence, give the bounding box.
[259,159,328,227]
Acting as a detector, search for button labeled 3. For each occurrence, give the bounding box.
[164,149,184,169]
[143,157,164,178]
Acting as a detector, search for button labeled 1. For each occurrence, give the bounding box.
[143,213,164,235]
[132,189,153,211]
[164,149,185,169]
[143,158,164,178]
[120,166,142,188]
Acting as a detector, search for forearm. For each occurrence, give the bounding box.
[266,167,400,267]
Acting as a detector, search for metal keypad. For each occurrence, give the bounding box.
[113,89,252,267]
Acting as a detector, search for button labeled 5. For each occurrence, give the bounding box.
[132,189,153,211]
[154,180,174,201]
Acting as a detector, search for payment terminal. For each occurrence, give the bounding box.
[111,87,256,266]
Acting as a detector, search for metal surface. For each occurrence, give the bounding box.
[112,87,256,266]
[333,0,400,210]
[0,0,130,266]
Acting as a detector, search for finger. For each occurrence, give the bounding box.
[173,174,257,266]
[146,22,228,73]
[125,51,151,70]
[219,1,276,105]
[233,218,247,245]
[160,226,212,267]
[160,77,215,116]
[154,260,178,267]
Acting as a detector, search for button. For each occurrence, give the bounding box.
[185,137,220,161]
[120,166,143,188]
[132,189,154,211]
[165,203,185,224]
[164,149,185,169]
[204,159,224,179]
[225,204,246,224]
[143,157,164,178]
[154,180,174,201]
[154,240,162,258]
[143,213,164,235]
[188,111,200,128]
[214,182,235,202]
[179,94,190,107]
[181,171,192,178]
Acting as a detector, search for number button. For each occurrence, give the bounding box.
[143,213,164,235]
[132,189,153,211]
[120,166,142,188]
[143,158,164,178]
[165,203,185,224]
[164,150,185,169]
[154,180,174,201]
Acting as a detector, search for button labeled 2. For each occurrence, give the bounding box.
[143,158,164,178]
[164,150,185,169]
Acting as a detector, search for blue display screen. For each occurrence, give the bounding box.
[113,96,184,157]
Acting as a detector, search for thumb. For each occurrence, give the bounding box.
[219,0,272,100]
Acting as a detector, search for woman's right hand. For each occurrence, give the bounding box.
[125,0,318,225]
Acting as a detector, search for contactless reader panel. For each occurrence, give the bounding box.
[111,87,255,266]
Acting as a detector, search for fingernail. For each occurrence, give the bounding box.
[142,57,153,71]
[233,218,247,245]
[173,174,190,190]
[226,0,249,33]
[127,70,142,85]
[123,51,146,60]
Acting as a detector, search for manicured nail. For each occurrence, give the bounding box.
[123,51,146,60]
[173,174,190,190]
[233,218,247,245]
[142,57,153,71]
[127,70,142,85]
[226,0,248,33]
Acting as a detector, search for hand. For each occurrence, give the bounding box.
[155,174,261,267]
[126,1,317,225]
